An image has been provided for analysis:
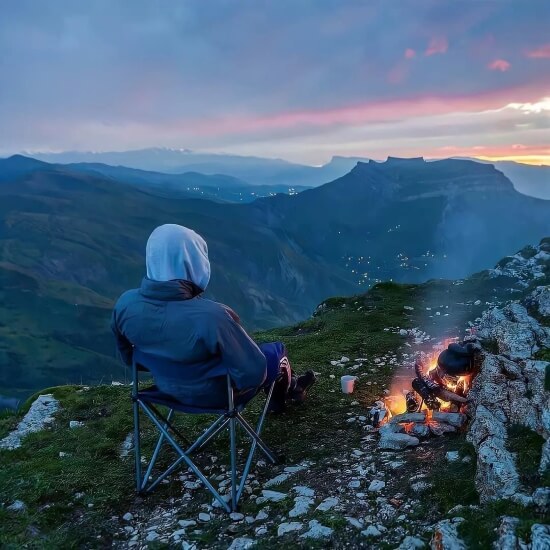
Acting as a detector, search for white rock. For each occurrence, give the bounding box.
[227,538,255,550]
[300,520,333,539]
[7,500,26,512]
[69,420,84,429]
[399,535,426,549]
[146,531,159,542]
[256,490,286,504]
[119,433,134,458]
[362,525,382,538]
[316,496,338,512]
[292,486,315,497]
[378,423,420,450]
[264,473,290,487]
[531,523,550,550]
[445,451,460,462]
[430,518,466,550]
[255,510,269,522]
[0,394,60,450]
[181,542,197,550]
[230,512,244,521]
[533,487,550,510]
[346,517,364,529]
[122,512,133,521]
[284,463,309,474]
[289,496,314,518]
[410,481,432,492]
[278,522,303,536]
[198,512,211,522]
[341,356,350,363]
[255,527,267,536]
[348,480,361,489]
[368,480,386,492]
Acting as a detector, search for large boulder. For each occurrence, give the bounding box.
[476,302,550,360]
[468,297,549,503]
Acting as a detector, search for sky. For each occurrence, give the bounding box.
[1,0,549,165]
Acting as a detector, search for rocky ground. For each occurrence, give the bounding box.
[0,241,549,548]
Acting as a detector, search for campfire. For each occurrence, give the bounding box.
[371,339,482,445]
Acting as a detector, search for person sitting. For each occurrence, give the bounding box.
[111,223,316,412]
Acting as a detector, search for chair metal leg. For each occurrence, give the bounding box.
[229,416,238,512]
[237,381,276,500]
[140,409,174,491]
[236,413,278,464]
[133,398,142,492]
[138,401,231,513]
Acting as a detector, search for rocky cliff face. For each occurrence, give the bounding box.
[467,286,550,504]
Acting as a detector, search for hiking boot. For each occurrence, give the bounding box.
[290,370,317,403]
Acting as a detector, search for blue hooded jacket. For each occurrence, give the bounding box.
[111,224,267,407]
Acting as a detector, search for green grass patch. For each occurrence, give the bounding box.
[507,424,546,488]
[458,501,539,549]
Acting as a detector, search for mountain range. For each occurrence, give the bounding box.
[31,148,550,199]
[0,153,549,403]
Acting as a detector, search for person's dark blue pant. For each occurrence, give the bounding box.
[259,342,290,386]
[258,341,293,411]
[235,341,294,410]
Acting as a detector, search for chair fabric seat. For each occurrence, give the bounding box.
[138,385,258,415]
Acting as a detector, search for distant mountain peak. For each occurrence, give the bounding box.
[385,156,425,164]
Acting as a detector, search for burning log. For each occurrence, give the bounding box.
[389,412,426,424]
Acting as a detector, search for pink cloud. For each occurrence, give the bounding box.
[488,59,511,72]
[177,84,548,138]
[526,44,550,59]
[404,48,416,59]
[425,37,448,56]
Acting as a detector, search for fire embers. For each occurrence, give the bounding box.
[374,339,482,450]
[406,340,481,414]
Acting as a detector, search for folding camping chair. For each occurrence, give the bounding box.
[131,350,280,513]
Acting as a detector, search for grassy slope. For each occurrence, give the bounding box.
[0,282,409,547]
[2,271,548,548]
[0,169,354,401]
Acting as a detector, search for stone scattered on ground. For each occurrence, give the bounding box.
[277,522,303,536]
[300,519,333,539]
[316,496,338,512]
[430,518,466,550]
[7,500,26,512]
[256,490,286,504]
[69,420,84,429]
[227,537,255,550]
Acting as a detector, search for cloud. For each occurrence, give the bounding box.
[488,59,511,72]
[0,0,549,164]
[505,97,550,114]
[526,44,550,59]
[425,37,448,56]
